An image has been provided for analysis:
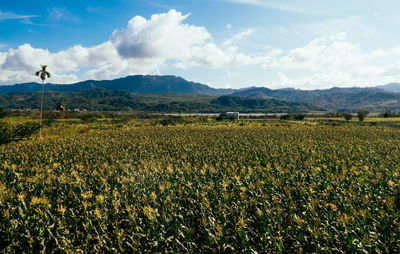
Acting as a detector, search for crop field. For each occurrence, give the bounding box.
[1,124,399,253]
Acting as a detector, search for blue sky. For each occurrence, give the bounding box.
[1,0,400,89]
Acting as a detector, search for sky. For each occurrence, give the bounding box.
[1,0,400,89]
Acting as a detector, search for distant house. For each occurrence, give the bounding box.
[226,112,239,120]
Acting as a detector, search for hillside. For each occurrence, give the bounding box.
[376,83,400,93]
[0,89,324,113]
[1,75,400,112]
[232,87,400,112]
[0,75,234,96]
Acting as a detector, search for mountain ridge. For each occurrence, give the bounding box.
[0,88,324,113]
[376,83,400,93]
[0,75,235,96]
[1,75,400,112]
[232,86,400,111]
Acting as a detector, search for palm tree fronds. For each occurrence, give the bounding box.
[35,71,41,76]
[45,71,51,78]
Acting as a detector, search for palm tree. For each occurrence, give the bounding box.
[35,65,51,138]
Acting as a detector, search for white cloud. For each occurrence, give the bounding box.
[0,10,258,85]
[274,33,364,71]
[264,33,400,88]
[1,9,400,89]
[48,7,80,23]
[0,10,38,21]
[223,29,254,46]
[111,10,210,59]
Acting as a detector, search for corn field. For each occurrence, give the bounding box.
[0,125,399,253]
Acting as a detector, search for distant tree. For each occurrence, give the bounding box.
[324,112,341,117]
[357,110,369,122]
[216,113,226,121]
[35,65,51,138]
[293,114,305,120]
[280,114,291,120]
[56,100,66,112]
[342,113,353,122]
[381,110,392,118]
[0,107,8,119]
[159,119,174,126]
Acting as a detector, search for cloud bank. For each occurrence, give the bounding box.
[0,10,254,85]
[266,33,400,89]
[0,9,400,89]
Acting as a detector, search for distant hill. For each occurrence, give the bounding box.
[0,89,324,113]
[232,87,400,112]
[376,83,400,93]
[1,75,400,112]
[0,75,234,96]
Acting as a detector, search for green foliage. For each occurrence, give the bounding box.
[379,110,399,118]
[279,114,305,120]
[151,116,196,126]
[357,110,369,122]
[0,107,8,119]
[342,112,353,122]
[216,113,226,121]
[78,114,98,123]
[159,118,174,126]
[280,114,291,120]
[0,122,40,145]
[0,89,323,113]
[293,114,305,120]
[383,110,392,118]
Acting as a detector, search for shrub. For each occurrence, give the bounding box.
[342,113,353,122]
[357,110,369,122]
[293,114,305,120]
[0,107,9,119]
[216,113,226,121]
[380,110,395,118]
[79,114,98,123]
[159,119,174,126]
[0,122,40,145]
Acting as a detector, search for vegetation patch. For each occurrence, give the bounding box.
[0,125,399,252]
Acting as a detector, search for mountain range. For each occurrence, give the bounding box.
[0,89,324,113]
[0,75,400,112]
[231,86,400,112]
[0,75,234,96]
